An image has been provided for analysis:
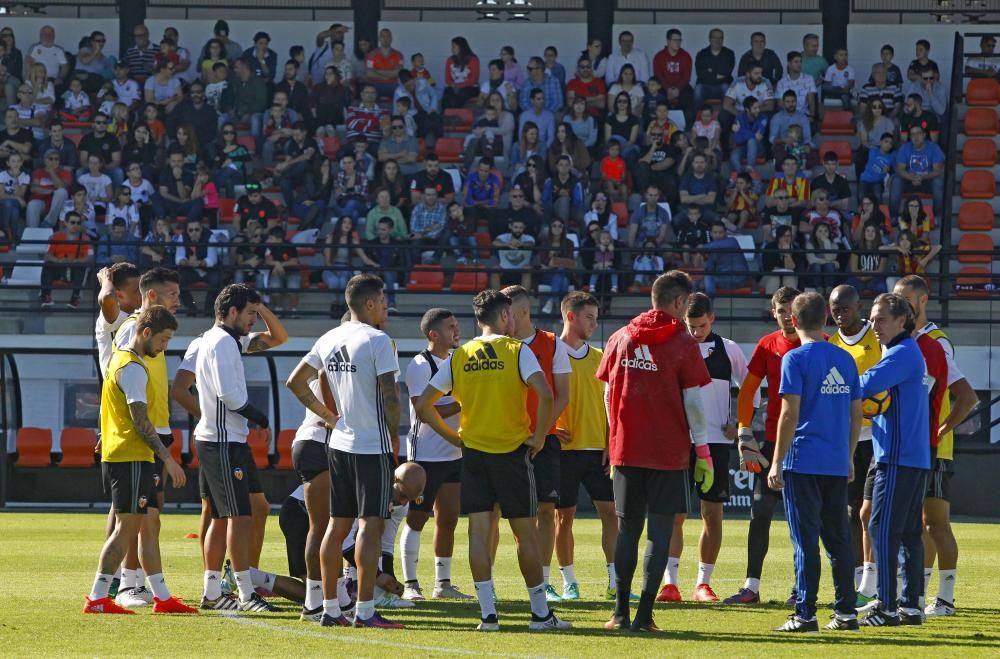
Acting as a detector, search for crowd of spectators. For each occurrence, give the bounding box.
[0,20,981,313]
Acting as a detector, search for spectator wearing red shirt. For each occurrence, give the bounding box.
[565,56,607,118]
[597,271,713,632]
[41,210,92,308]
[366,28,403,97]
[27,148,73,229]
[652,29,694,123]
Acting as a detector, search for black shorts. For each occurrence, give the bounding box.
[293,439,330,483]
[102,460,155,514]
[863,459,878,501]
[557,450,613,509]
[198,441,253,519]
[925,458,953,501]
[462,444,536,519]
[327,447,393,519]
[146,432,175,508]
[613,466,691,519]
[278,495,309,578]
[849,440,875,506]
[533,435,562,505]
[689,443,732,503]
[246,451,263,494]
[410,458,462,513]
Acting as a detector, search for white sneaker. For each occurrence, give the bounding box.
[432,582,474,600]
[375,592,415,609]
[402,583,425,601]
[925,598,956,616]
[857,596,881,614]
[477,614,500,631]
[527,611,572,631]
[115,587,151,608]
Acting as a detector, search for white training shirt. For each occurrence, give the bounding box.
[117,358,149,405]
[178,333,252,374]
[302,321,399,455]
[429,334,542,393]
[194,326,256,444]
[522,329,572,376]
[697,335,756,445]
[405,351,461,462]
[293,377,329,445]
[95,309,129,377]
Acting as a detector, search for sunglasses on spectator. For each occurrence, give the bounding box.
[595,196,607,201]
[527,163,536,168]
[392,124,404,129]
[66,220,81,225]
[46,155,59,161]
[187,228,202,233]
[95,120,107,125]
[922,75,934,81]
[774,194,789,200]
[223,130,235,135]
[93,38,106,43]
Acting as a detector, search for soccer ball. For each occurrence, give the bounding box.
[863,391,892,419]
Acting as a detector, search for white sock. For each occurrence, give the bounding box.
[89,572,113,600]
[434,556,452,584]
[136,567,146,589]
[607,563,616,589]
[346,566,357,581]
[305,579,323,610]
[400,524,421,583]
[203,570,222,600]
[527,582,549,618]
[923,568,933,596]
[355,599,375,621]
[337,577,352,608]
[474,579,497,619]
[250,567,276,591]
[665,557,680,586]
[122,568,137,590]
[235,569,254,601]
[323,597,341,618]
[113,566,122,581]
[855,566,864,590]
[938,569,957,603]
[744,577,761,593]
[697,562,715,586]
[542,565,550,586]
[148,573,170,600]
[560,564,577,587]
[859,563,877,597]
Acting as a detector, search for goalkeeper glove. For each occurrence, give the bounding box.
[693,444,714,494]
[738,427,770,474]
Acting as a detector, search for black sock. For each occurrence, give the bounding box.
[614,515,643,618]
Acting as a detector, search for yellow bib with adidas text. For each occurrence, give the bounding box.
[557,344,607,451]
[101,349,153,463]
[113,313,169,429]
[829,324,882,429]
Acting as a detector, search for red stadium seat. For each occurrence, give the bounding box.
[611,202,630,227]
[171,429,183,464]
[15,427,52,467]
[958,202,996,231]
[444,108,474,133]
[219,198,237,224]
[237,135,256,155]
[964,108,998,136]
[820,110,855,136]
[955,266,993,298]
[434,137,464,164]
[966,78,1000,106]
[321,136,340,159]
[475,232,493,260]
[276,429,295,470]
[65,132,84,146]
[961,170,997,199]
[819,140,853,165]
[957,232,995,263]
[450,266,488,292]
[247,428,270,468]
[962,139,998,167]
[407,266,445,291]
[59,427,98,467]
[716,278,754,295]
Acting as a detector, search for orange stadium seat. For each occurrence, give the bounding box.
[820,110,855,135]
[276,429,295,470]
[966,78,1000,106]
[219,198,237,223]
[450,266,488,292]
[321,136,341,159]
[961,170,997,199]
[957,233,995,263]
[820,140,853,165]
[434,137,464,164]
[964,108,998,136]
[59,427,98,467]
[958,202,996,231]
[407,266,445,291]
[444,108,474,133]
[247,428,270,468]
[955,266,993,298]
[962,139,998,167]
[475,232,493,260]
[15,427,52,467]
[171,429,183,463]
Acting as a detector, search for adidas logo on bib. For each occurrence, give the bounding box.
[821,367,852,395]
[621,344,658,371]
[464,343,505,371]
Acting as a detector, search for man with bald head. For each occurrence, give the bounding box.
[827,285,881,603]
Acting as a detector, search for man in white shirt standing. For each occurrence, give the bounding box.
[605,31,651,85]
[399,308,473,602]
[286,273,405,629]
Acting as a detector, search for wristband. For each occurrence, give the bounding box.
[694,443,712,460]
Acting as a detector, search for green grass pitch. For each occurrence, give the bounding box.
[1,512,998,657]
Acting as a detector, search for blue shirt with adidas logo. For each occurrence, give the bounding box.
[779,341,861,476]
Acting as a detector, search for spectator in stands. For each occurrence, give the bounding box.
[899,92,939,142]
[536,218,577,314]
[887,228,938,281]
[363,215,405,310]
[800,33,827,83]
[895,196,938,252]
[78,154,112,212]
[480,58,517,112]
[511,121,543,173]
[628,184,671,249]
[260,226,300,313]
[322,216,364,294]
[366,187,406,240]
[653,29,694,123]
[491,217,535,290]
[376,159,408,211]
[346,84,388,148]
[605,30,650,84]
[965,34,1000,78]
[499,45,525,91]
[890,124,944,217]
[77,112,122,186]
[543,46,566,88]
[328,152,368,222]
[759,184,800,244]
[604,91,640,162]
[40,209,90,308]
[173,124,205,172]
[223,58,268,141]
[210,20,243,62]
[501,181,543,238]
[60,184,97,238]
[27,148,72,229]
[211,122,250,198]
[308,24,349,83]
[106,185,141,237]
[366,28,403,97]
[409,153,455,206]
[462,108,503,169]
[141,216,174,266]
[168,80,218,148]
[156,150,205,220]
[174,218,220,315]
[635,123,675,198]
[243,31,277,82]
[548,122,590,175]
[811,151,851,213]
[766,155,811,209]
[805,221,840,293]
[231,217,264,284]
[724,170,759,232]
[702,221,750,297]
[607,63,645,117]
[442,36,480,109]
[312,65,351,135]
[677,154,718,226]
[856,96,897,171]
[0,150,27,238]
[776,51,818,121]
[565,56,606,121]
[821,48,856,110]
[107,61,142,112]
[123,162,156,231]
[583,192,619,240]
[907,65,947,119]
[59,77,93,123]
[770,89,812,157]
[203,61,229,114]
[910,39,940,78]
[563,96,599,154]
[846,222,888,294]
[462,156,502,226]
[26,25,69,86]
[275,121,317,208]
[352,35,373,85]
[199,38,228,82]
[144,61,183,114]
[859,63,903,118]
[0,27,22,84]
[630,239,663,290]
[520,57,563,116]
[378,114,420,176]
[0,107,32,165]
[25,62,55,112]
[542,154,585,226]
[738,32,782,85]
[675,205,709,269]
[162,27,193,78]
[445,202,477,263]
[599,140,629,203]
[584,38,608,81]
[693,28,735,109]
[761,224,804,294]
[804,188,847,244]
[395,69,441,141]
[852,193,892,244]
[13,84,49,143]
[409,186,449,263]
[691,104,722,153]
[721,63,775,142]
[122,23,158,81]
[730,97,767,173]
[96,216,139,266]
[587,228,619,305]
[258,92,297,162]
[511,150,544,207]
[858,132,895,204]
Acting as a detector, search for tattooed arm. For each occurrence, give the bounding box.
[127,401,186,487]
[246,304,289,353]
[286,360,339,428]
[377,371,401,460]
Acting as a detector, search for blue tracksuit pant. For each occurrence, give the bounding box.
[869,462,927,612]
